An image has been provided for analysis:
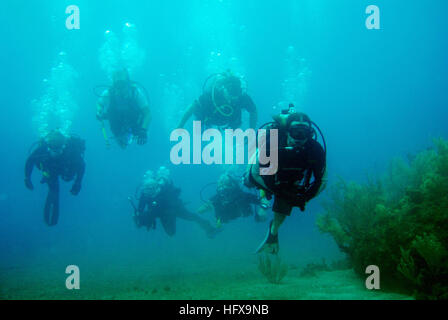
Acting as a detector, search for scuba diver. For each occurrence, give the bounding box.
[24,130,86,226]
[96,68,151,148]
[177,70,258,130]
[130,167,219,238]
[244,104,327,254]
[198,172,270,227]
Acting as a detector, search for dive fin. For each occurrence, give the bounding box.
[255,220,278,254]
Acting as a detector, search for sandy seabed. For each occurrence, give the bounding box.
[0,262,412,300]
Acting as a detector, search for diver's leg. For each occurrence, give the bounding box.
[177,207,218,238]
[159,213,176,237]
[256,197,291,254]
[44,178,60,226]
[271,211,287,236]
[43,191,51,225]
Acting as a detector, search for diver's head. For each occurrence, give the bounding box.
[156,166,171,185]
[216,73,243,104]
[222,75,243,97]
[45,130,67,157]
[142,170,161,198]
[217,173,238,195]
[143,170,155,182]
[286,113,314,147]
[112,68,131,90]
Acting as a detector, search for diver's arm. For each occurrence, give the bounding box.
[96,103,104,120]
[133,88,151,144]
[25,154,36,181]
[304,150,326,202]
[96,90,109,120]
[197,201,214,214]
[24,153,37,190]
[137,194,148,214]
[249,108,258,129]
[243,95,258,128]
[177,102,196,129]
[141,105,152,131]
[304,174,323,202]
[70,160,85,195]
[74,160,85,186]
[24,147,46,189]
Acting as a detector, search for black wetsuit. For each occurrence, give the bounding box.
[25,137,85,226]
[108,85,142,139]
[194,91,256,129]
[137,182,216,237]
[210,189,260,223]
[256,126,326,215]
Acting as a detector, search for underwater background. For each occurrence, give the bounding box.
[0,0,447,299]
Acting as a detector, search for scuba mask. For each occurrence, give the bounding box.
[289,122,313,141]
[217,174,238,195]
[48,144,66,157]
[112,68,131,95]
[45,131,67,157]
[142,180,161,198]
[221,77,242,102]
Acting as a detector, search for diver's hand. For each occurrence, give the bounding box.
[24,178,33,190]
[71,182,81,195]
[136,128,148,145]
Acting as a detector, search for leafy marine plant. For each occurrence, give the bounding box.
[317,139,448,299]
[258,254,288,284]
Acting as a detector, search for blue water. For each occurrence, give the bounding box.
[0,0,447,299]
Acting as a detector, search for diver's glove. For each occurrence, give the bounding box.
[24,178,34,190]
[71,182,81,195]
[136,128,148,145]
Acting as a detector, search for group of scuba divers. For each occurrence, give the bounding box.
[25,68,326,254]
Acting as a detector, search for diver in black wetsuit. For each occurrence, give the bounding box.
[245,105,327,254]
[24,130,86,226]
[198,172,269,227]
[177,70,258,130]
[131,167,219,238]
[96,68,151,148]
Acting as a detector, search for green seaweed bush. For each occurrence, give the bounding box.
[317,139,448,299]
